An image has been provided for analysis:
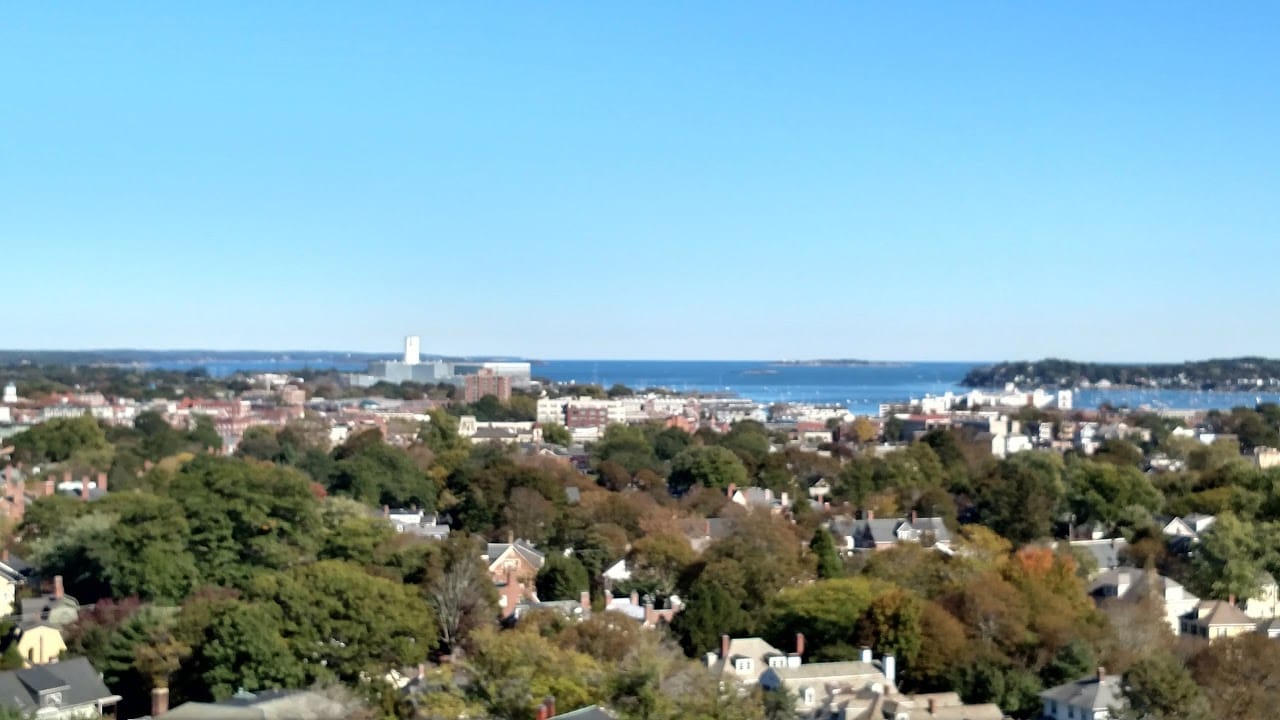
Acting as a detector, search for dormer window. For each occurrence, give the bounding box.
[768,656,786,668]
[802,687,815,705]
[43,692,62,707]
[735,658,753,672]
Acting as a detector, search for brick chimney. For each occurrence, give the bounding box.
[53,575,63,600]
[927,697,936,715]
[795,633,805,657]
[867,509,874,521]
[726,483,737,498]
[910,510,918,524]
[536,704,549,720]
[382,504,390,518]
[579,591,591,612]
[81,476,90,501]
[721,634,730,660]
[1229,595,1236,606]
[152,687,169,717]
[1096,666,1106,682]
[97,472,107,493]
[630,590,639,606]
[543,696,555,719]
[42,478,54,497]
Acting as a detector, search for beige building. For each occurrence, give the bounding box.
[18,623,66,666]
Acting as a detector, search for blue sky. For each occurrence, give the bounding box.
[2,3,1277,361]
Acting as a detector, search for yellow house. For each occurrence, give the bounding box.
[1179,600,1257,641]
[18,623,66,666]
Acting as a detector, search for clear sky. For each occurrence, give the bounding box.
[3,3,1278,361]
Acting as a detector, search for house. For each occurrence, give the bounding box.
[808,478,832,501]
[20,576,80,629]
[828,512,952,553]
[511,592,592,623]
[0,556,26,617]
[539,697,616,720]
[0,656,120,719]
[704,635,802,685]
[759,656,891,716]
[17,623,66,667]
[1069,538,1128,575]
[1180,599,1257,641]
[881,692,1005,720]
[605,591,682,628]
[483,539,546,586]
[727,486,790,514]
[1159,513,1215,553]
[687,517,734,554]
[602,559,631,586]
[162,688,350,719]
[1039,668,1124,720]
[1243,571,1280,620]
[1088,568,1199,634]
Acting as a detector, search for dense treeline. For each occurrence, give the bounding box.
[13,398,1280,719]
[962,356,1280,390]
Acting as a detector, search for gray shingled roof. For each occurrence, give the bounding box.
[0,656,115,715]
[164,689,349,720]
[830,516,952,546]
[550,705,617,720]
[486,540,547,570]
[1039,673,1125,712]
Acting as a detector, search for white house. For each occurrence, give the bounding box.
[1039,669,1125,720]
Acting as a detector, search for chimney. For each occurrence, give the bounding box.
[382,504,390,518]
[63,470,71,485]
[866,509,874,521]
[927,697,936,715]
[630,590,639,606]
[152,687,169,717]
[1096,666,1106,682]
[883,654,896,687]
[81,476,90,501]
[1,549,8,563]
[543,696,556,719]
[910,510,918,524]
[1228,595,1236,606]
[53,575,63,600]
[97,472,107,493]
[794,633,805,657]
[726,483,737,498]
[860,646,872,664]
[721,634,730,660]
[704,519,711,537]
[42,479,54,497]
[536,704,549,720]
[579,591,591,612]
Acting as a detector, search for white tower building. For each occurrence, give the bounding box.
[2,383,15,404]
[403,336,421,365]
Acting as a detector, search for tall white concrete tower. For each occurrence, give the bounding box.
[403,336,421,365]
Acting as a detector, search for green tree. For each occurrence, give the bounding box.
[628,533,696,595]
[249,560,438,683]
[541,423,572,447]
[1189,511,1266,600]
[973,451,1065,543]
[669,446,748,494]
[809,527,843,579]
[1065,460,1162,529]
[762,684,796,720]
[593,424,661,476]
[764,577,894,660]
[11,415,110,465]
[174,594,307,701]
[537,554,590,602]
[172,456,322,588]
[1119,652,1210,720]
[329,432,437,510]
[853,589,922,666]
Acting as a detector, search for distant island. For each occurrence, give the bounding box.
[771,359,902,367]
[962,357,1280,391]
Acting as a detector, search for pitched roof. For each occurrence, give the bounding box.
[164,689,349,720]
[550,705,617,720]
[766,660,884,682]
[829,516,952,545]
[1186,600,1255,628]
[1039,673,1124,712]
[1089,567,1187,602]
[0,656,116,715]
[485,540,547,570]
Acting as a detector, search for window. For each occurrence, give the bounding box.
[735,658,753,672]
[802,688,815,705]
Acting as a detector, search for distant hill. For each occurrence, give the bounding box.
[962,357,1280,390]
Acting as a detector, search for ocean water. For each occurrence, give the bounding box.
[145,357,1280,416]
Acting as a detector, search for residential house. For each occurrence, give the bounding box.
[17,623,66,667]
[1243,571,1280,620]
[881,692,1005,720]
[1088,568,1199,634]
[483,539,547,616]
[687,518,734,554]
[759,657,891,717]
[1069,539,1128,575]
[539,697,616,720]
[808,478,832,501]
[511,592,592,623]
[0,656,120,719]
[0,556,25,617]
[704,635,802,686]
[728,486,790,514]
[1039,669,1125,720]
[20,576,80,629]
[1180,599,1257,641]
[828,512,953,553]
[162,688,350,720]
[1159,513,1216,555]
[605,591,682,628]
